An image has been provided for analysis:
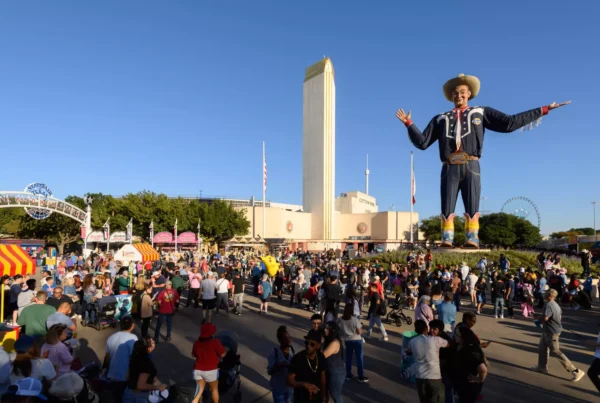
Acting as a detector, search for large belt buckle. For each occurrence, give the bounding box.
[448,152,469,165]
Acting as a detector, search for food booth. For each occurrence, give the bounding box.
[0,244,37,352]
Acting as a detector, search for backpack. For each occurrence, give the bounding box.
[258,283,263,294]
[378,298,388,316]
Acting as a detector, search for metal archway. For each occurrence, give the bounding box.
[501,196,541,228]
[0,191,87,224]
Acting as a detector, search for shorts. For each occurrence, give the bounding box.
[469,287,476,295]
[202,299,216,310]
[261,296,270,303]
[193,369,219,382]
[476,293,486,304]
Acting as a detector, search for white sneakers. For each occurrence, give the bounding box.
[571,369,585,382]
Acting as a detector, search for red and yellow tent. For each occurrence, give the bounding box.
[0,245,36,276]
[133,243,160,262]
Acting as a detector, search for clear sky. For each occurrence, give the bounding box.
[1,1,598,234]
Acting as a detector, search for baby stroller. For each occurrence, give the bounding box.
[384,296,413,327]
[81,302,118,331]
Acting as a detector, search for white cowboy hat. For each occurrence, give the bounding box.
[443,73,480,102]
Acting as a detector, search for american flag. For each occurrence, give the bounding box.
[263,142,267,194]
[411,152,416,205]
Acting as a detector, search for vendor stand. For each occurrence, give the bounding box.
[114,243,159,286]
[0,244,37,352]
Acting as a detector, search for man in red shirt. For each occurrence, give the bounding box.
[191,323,227,403]
[154,282,179,343]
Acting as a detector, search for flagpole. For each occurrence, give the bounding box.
[174,219,178,253]
[262,141,266,240]
[410,151,414,244]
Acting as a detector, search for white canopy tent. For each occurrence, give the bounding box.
[114,244,143,263]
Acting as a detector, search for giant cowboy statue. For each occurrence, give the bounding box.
[396,74,569,248]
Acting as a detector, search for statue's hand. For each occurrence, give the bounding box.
[396,108,412,124]
[548,101,571,111]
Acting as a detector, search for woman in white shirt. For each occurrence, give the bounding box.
[10,335,56,386]
[338,303,368,383]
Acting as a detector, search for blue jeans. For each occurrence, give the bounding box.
[155,313,173,340]
[328,369,345,403]
[494,298,504,317]
[345,339,364,378]
[443,375,455,403]
[122,388,149,403]
[453,293,461,312]
[272,388,293,403]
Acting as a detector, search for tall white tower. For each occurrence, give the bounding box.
[365,154,370,195]
[303,58,336,240]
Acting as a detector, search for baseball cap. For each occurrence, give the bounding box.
[9,377,46,399]
[304,329,322,344]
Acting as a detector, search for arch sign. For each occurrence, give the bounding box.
[0,183,87,224]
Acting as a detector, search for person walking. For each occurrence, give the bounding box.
[587,328,600,393]
[140,285,153,338]
[339,303,368,383]
[232,271,245,316]
[186,268,202,309]
[531,289,585,381]
[366,283,388,341]
[154,281,179,343]
[191,323,226,403]
[200,273,217,324]
[493,277,506,319]
[260,274,272,314]
[215,272,230,316]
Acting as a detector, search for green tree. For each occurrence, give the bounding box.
[419,215,465,245]
[513,217,543,248]
[0,208,26,236]
[479,213,541,247]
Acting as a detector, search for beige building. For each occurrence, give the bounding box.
[226,57,419,252]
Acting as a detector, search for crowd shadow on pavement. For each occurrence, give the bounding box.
[77,338,101,365]
[485,372,593,403]
[564,383,600,399]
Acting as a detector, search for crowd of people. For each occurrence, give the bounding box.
[0,247,598,402]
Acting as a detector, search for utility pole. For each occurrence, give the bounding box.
[481,196,488,216]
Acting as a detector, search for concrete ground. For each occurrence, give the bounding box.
[75,287,600,402]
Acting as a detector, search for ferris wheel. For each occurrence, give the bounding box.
[501,197,541,228]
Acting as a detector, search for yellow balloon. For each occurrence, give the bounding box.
[261,255,279,277]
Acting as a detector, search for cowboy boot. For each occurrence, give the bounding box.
[464,213,480,248]
[440,214,455,248]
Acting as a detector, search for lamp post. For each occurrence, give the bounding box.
[592,202,598,242]
[481,196,488,216]
[83,196,93,256]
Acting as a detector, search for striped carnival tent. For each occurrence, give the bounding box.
[0,245,36,276]
[133,243,160,262]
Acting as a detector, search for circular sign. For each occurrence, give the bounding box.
[23,183,53,220]
[286,221,293,232]
[357,222,368,234]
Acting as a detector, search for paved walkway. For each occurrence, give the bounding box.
[75,289,600,402]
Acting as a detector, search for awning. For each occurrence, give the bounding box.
[133,243,160,262]
[0,245,36,276]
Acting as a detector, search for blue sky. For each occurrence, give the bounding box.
[1,1,598,234]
